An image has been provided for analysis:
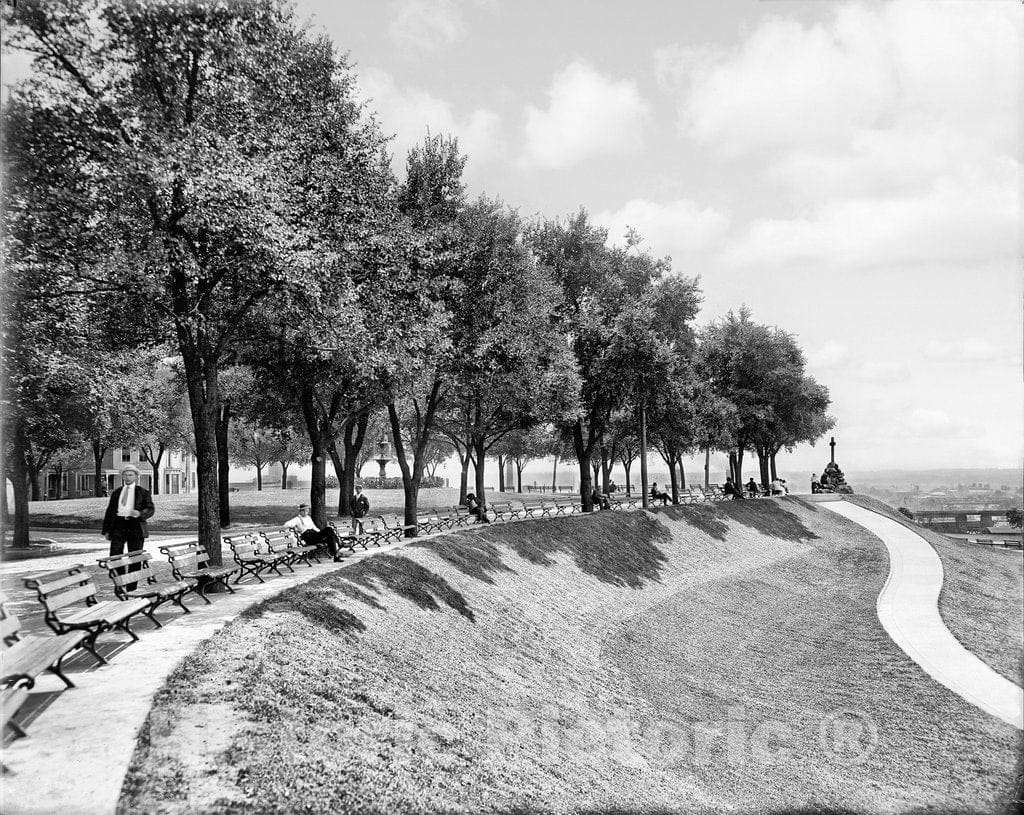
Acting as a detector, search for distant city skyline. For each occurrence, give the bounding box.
[3,0,1021,472]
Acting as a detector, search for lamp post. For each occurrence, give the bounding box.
[374,436,391,479]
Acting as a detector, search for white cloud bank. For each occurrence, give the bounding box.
[593,198,730,260]
[521,61,650,169]
[660,0,1022,272]
[356,68,503,173]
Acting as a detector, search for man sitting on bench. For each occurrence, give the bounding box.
[723,476,742,500]
[650,482,670,506]
[466,493,490,524]
[285,504,340,559]
[591,487,610,510]
[745,478,760,498]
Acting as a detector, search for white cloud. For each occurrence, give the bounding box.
[671,1,1020,157]
[721,167,1019,270]
[356,68,503,173]
[856,361,910,384]
[521,62,650,169]
[806,341,849,371]
[387,0,465,52]
[593,198,730,260]
[923,338,1001,363]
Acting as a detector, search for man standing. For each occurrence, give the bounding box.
[284,504,340,559]
[101,464,155,591]
[351,485,370,534]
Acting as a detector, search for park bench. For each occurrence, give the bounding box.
[416,508,454,535]
[380,514,417,541]
[330,521,378,552]
[488,501,517,522]
[1,598,98,736]
[676,487,704,505]
[518,496,552,518]
[224,534,292,584]
[159,542,238,603]
[97,551,197,622]
[22,566,154,661]
[262,529,321,567]
[553,494,582,515]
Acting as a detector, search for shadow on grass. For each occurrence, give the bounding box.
[724,498,820,542]
[239,584,367,636]
[336,554,476,622]
[410,535,517,585]
[666,504,729,541]
[421,512,672,591]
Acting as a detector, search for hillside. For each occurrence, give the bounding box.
[119,500,1021,815]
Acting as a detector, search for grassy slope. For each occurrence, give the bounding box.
[844,494,1023,684]
[24,487,463,531]
[119,500,1020,815]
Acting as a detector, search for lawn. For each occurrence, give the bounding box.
[119,499,1021,814]
[24,487,465,532]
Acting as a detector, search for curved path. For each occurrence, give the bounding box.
[823,500,1023,729]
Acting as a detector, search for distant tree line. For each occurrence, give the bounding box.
[1,0,833,554]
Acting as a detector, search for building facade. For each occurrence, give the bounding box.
[45,446,196,499]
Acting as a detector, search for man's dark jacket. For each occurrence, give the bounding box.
[102,485,156,538]
[351,493,370,518]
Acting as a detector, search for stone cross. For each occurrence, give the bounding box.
[830,436,836,464]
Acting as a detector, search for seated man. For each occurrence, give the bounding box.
[591,487,610,510]
[745,478,760,498]
[285,503,341,560]
[650,482,670,506]
[466,492,490,523]
[723,476,742,500]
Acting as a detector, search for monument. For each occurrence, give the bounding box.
[820,436,853,494]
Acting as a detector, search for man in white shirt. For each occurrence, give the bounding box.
[101,464,155,590]
[284,504,340,560]
[770,478,788,496]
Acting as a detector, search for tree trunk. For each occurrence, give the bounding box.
[704,447,710,489]
[340,412,369,516]
[770,451,778,481]
[52,464,63,500]
[600,447,612,493]
[8,424,32,547]
[280,461,289,489]
[216,400,231,527]
[29,467,41,501]
[678,461,686,489]
[329,442,345,515]
[667,454,679,504]
[457,449,471,504]
[621,458,632,495]
[179,349,223,566]
[551,452,559,493]
[515,462,524,492]
[497,454,506,492]
[571,421,595,512]
[639,404,649,509]
[255,462,263,491]
[759,448,771,489]
[387,401,419,535]
[92,439,106,497]
[735,447,744,484]
[591,461,600,493]
[309,438,328,530]
[473,438,487,504]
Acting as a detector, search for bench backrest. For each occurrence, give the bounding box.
[262,530,297,551]
[23,566,97,614]
[0,596,23,645]
[97,551,156,595]
[225,534,264,558]
[160,542,214,575]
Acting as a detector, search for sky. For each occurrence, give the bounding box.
[3,0,1022,483]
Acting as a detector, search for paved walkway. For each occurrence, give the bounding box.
[1,537,417,815]
[823,500,1024,729]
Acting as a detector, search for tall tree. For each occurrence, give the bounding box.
[5,0,361,559]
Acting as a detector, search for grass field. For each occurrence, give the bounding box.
[119,499,1021,814]
[23,487,464,531]
[845,493,1023,684]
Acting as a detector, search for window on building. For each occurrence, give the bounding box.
[121,448,132,462]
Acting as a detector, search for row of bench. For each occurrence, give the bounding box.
[1,526,343,739]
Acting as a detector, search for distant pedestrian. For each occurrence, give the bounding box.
[745,478,759,498]
[351,485,370,534]
[811,474,819,494]
[101,465,155,592]
[770,478,788,496]
[285,504,341,560]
